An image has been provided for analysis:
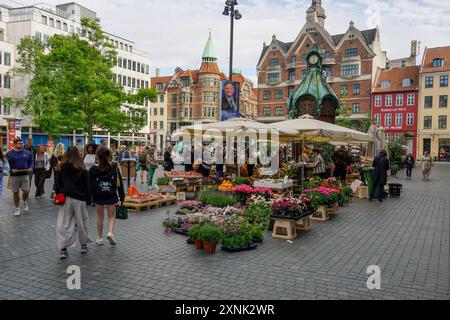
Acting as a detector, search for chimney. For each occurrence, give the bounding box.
[411,40,418,58]
[155,68,160,77]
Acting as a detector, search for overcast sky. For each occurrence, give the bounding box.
[7,0,450,84]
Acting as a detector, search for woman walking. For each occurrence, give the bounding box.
[163,145,174,172]
[420,151,434,180]
[369,150,390,202]
[147,145,158,189]
[50,143,65,198]
[0,150,10,214]
[404,153,415,179]
[54,146,92,259]
[33,145,51,199]
[89,146,125,246]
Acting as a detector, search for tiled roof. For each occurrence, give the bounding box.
[151,76,172,86]
[420,46,450,73]
[373,66,419,93]
[198,62,221,74]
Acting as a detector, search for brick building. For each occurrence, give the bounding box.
[256,0,387,125]
[372,66,420,157]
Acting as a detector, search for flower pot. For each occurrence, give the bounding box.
[194,240,203,249]
[165,227,174,234]
[203,242,217,254]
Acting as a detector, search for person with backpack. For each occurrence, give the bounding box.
[137,147,149,184]
[89,146,125,246]
[54,146,92,259]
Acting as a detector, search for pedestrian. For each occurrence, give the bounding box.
[89,146,125,246]
[100,138,108,148]
[137,147,149,184]
[118,145,130,163]
[33,145,51,199]
[75,139,84,156]
[83,143,97,171]
[24,137,35,188]
[163,145,174,172]
[404,153,415,179]
[332,146,350,182]
[6,138,34,216]
[312,148,326,179]
[147,145,158,188]
[110,144,119,164]
[184,145,194,172]
[0,150,11,214]
[420,151,434,180]
[54,146,92,259]
[369,149,390,202]
[50,143,65,198]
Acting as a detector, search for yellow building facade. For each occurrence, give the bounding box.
[418,47,450,160]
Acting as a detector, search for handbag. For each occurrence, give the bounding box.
[115,205,128,220]
[54,193,66,206]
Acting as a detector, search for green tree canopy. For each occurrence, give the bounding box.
[14,18,156,139]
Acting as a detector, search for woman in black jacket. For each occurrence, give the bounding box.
[163,145,174,172]
[404,153,415,179]
[89,146,125,247]
[55,146,92,259]
[369,150,390,202]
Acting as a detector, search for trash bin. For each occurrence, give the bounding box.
[362,167,381,199]
[388,183,402,197]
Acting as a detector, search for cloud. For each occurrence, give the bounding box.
[11,0,450,82]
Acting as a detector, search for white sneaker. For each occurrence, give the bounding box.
[14,208,21,216]
[96,238,104,246]
[24,203,29,212]
[106,233,116,246]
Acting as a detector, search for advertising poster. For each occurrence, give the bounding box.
[220,80,240,121]
[7,120,18,150]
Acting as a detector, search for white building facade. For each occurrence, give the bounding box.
[0,2,151,149]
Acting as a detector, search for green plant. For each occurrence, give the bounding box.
[250,224,264,242]
[198,223,222,245]
[162,221,178,228]
[157,177,169,185]
[232,176,245,186]
[188,224,202,240]
[243,203,272,231]
[220,216,254,248]
[197,190,237,208]
[388,139,405,168]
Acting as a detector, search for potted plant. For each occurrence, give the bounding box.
[250,224,264,243]
[232,185,254,206]
[197,190,237,208]
[188,224,203,249]
[162,220,178,234]
[198,223,222,254]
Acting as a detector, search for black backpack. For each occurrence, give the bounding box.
[95,167,118,197]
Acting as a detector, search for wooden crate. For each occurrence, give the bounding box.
[356,186,369,199]
[272,219,297,240]
[310,206,330,222]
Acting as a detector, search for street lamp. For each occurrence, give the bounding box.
[223,0,242,81]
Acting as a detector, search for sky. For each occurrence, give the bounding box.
[6,0,450,85]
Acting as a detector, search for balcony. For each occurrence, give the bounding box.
[323,58,336,65]
[285,62,296,70]
[267,64,281,71]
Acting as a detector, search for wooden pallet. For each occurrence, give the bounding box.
[124,200,161,212]
[159,196,178,207]
[310,206,330,222]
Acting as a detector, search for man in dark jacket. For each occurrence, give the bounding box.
[404,153,415,179]
[369,149,390,202]
[163,145,174,172]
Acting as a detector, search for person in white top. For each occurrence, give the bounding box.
[83,144,97,171]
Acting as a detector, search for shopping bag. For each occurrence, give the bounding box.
[115,205,128,220]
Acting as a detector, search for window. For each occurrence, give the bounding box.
[325,51,331,59]
[290,56,296,63]
[203,91,217,102]
[171,108,177,118]
[381,81,391,88]
[35,32,42,41]
[406,113,414,125]
[407,93,415,105]
[153,121,157,129]
[432,58,443,68]
[132,78,136,88]
[323,67,332,78]
[353,84,360,95]
[275,107,283,116]
[438,115,447,129]
[396,94,404,106]
[43,34,49,44]
[263,91,271,100]
[117,75,122,84]
[402,79,411,87]
[0,29,4,42]
[2,103,11,115]
[56,20,61,30]
[159,95,164,103]
[301,70,308,79]
[49,18,54,28]
[267,73,280,84]
[375,95,382,107]
[156,83,164,91]
[341,64,359,76]
[268,59,279,67]
[171,94,177,103]
[374,114,381,126]
[440,75,449,87]
[425,76,433,88]
[424,116,432,129]
[385,114,392,126]
[63,23,68,32]
[153,108,158,116]
[128,60,131,70]
[344,48,358,57]
[132,61,136,71]
[439,95,448,108]
[4,74,10,88]
[288,69,295,81]
[395,113,403,126]
[263,108,271,117]
[160,108,164,116]
[42,15,47,25]
[4,52,10,66]
[352,103,360,114]
[275,91,283,99]
[424,96,433,108]
[122,76,126,86]
[301,54,307,62]
[160,121,164,130]
[340,85,348,95]
[385,95,393,106]
[182,78,190,87]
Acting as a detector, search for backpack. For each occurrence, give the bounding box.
[95,167,118,197]
[138,150,148,163]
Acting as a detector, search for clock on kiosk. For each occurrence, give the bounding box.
[307,51,321,68]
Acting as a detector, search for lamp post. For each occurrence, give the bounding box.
[223,0,242,82]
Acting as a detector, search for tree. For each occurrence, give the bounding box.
[335,88,352,128]
[14,18,156,140]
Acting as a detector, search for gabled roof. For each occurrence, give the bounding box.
[373,66,419,93]
[331,28,377,46]
[420,46,450,74]
[151,76,172,86]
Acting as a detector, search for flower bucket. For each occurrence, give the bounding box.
[194,240,203,249]
[203,242,217,254]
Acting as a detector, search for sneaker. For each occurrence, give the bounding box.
[106,233,116,246]
[14,208,21,216]
[96,238,104,246]
[80,245,88,254]
[35,196,41,199]
[60,249,68,259]
[24,203,29,212]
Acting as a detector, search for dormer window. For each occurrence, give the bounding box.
[381,81,391,88]
[432,58,444,67]
[402,79,412,87]
[349,34,355,39]
[272,46,277,51]
[181,78,190,87]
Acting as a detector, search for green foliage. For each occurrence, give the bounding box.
[197,190,237,208]
[243,203,272,231]
[156,177,169,185]
[388,139,405,167]
[198,223,222,245]
[188,224,202,241]
[14,18,156,139]
[232,176,245,186]
[162,221,178,228]
[221,217,253,248]
[250,224,264,242]
[316,143,335,166]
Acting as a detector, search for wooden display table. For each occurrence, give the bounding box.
[272,211,314,240]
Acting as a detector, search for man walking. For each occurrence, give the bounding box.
[369,150,390,202]
[6,138,34,216]
[24,137,35,188]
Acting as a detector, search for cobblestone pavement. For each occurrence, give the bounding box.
[0,165,449,300]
